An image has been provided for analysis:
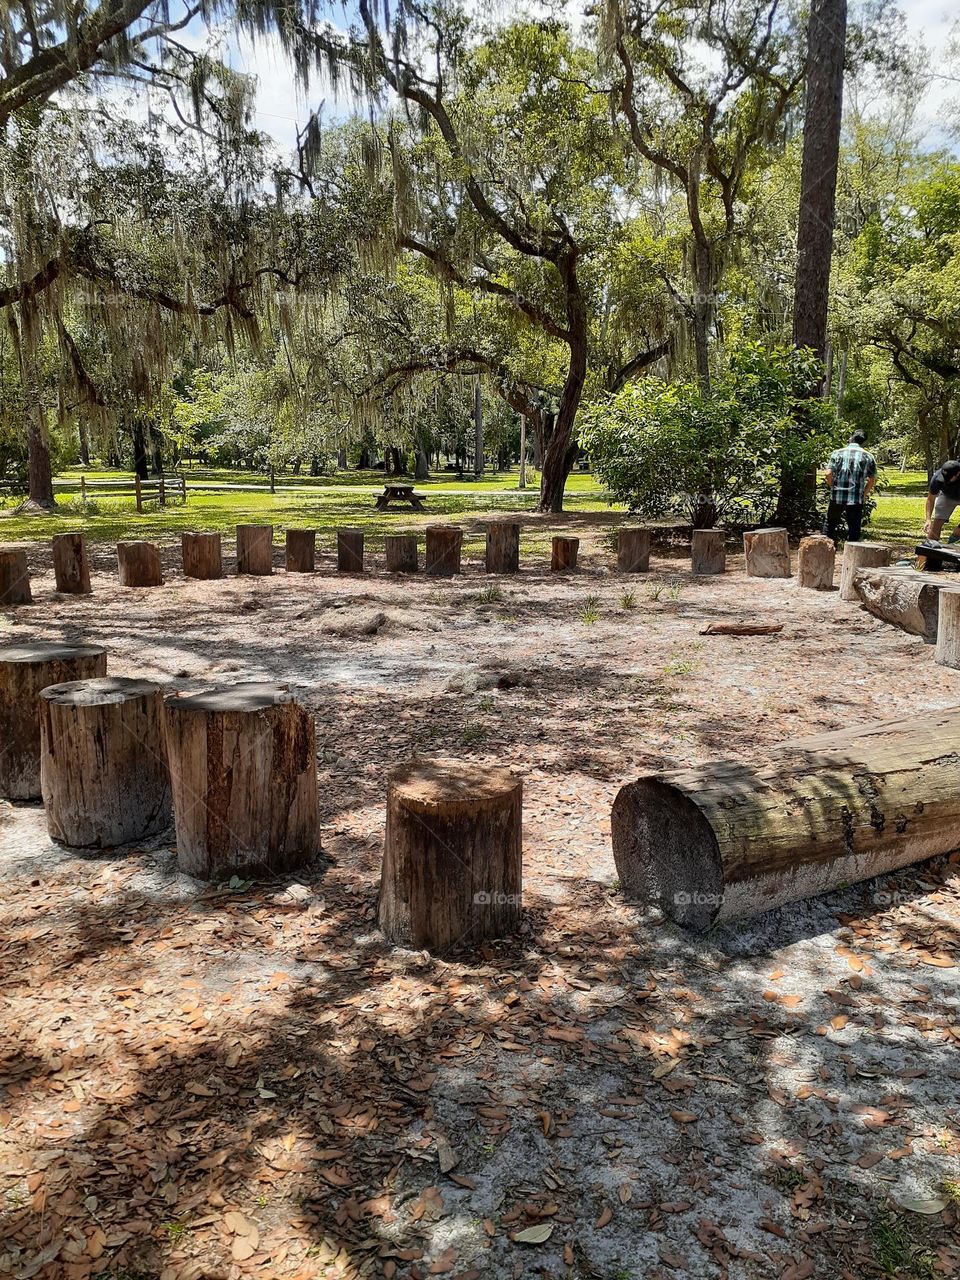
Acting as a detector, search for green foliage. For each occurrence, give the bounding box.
[581,343,841,528]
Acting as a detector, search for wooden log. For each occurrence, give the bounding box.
[935,587,960,669]
[551,536,579,572]
[797,534,836,590]
[337,529,364,573]
[742,527,791,578]
[839,540,892,601]
[385,534,418,573]
[378,758,522,952]
[0,545,32,605]
[700,621,782,636]
[618,526,651,573]
[182,531,222,580]
[52,533,92,594]
[117,540,162,588]
[612,708,960,931]
[691,529,725,575]
[425,525,463,576]
[236,524,273,576]
[485,522,520,574]
[285,528,316,573]
[853,567,950,642]
[163,683,320,878]
[39,677,170,847]
[0,643,107,799]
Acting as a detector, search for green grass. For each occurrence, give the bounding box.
[869,469,928,546]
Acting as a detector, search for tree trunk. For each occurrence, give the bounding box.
[425,525,463,577]
[743,528,791,578]
[853,567,943,640]
[691,529,725,575]
[39,677,170,847]
[618,526,651,573]
[182,531,222,580]
[163,683,321,878]
[27,417,55,508]
[337,529,364,573]
[518,416,527,489]
[0,545,32,605]
[485,521,520,574]
[538,255,588,513]
[690,236,713,392]
[612,707,960,931]
[52,533,92,594]
[117,540,163,587]
[551,536,579,572]
[839,541,892,601]
[385,534,418,573]
[285,529,316,573]
[792,0,848,362]
[415,448,430,480]
[474,380,483,478]
[78,421,90,467]
[131,420,150,481]
[797,534,836,590]
[236,525,274,576]
[0,642,106,799]
[378,758,522,952]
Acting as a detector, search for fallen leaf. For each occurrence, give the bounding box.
[512,1223,554,1244]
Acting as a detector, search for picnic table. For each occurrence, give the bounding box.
[375,483,426,511]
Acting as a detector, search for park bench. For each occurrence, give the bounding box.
[375,483,426,511]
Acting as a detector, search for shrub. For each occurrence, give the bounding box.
[580,343,841,529]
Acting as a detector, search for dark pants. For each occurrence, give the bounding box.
[824,500,863,543]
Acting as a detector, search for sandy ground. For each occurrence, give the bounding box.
[1,530,959,1280]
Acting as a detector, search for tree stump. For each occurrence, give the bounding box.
[691,529,725,575]
[337,529,364,573]
[935,586,960,669]
[385,534,418,573]
[425,525,463,576]
[485,522,520,574]
[378,758,522,952]
[52,533,92,594]
[236,525,273,576]
[117,541,162,587]
[163,683,320,878]
[0,545,32,605]
[285,528,316,573]
[612,706,960,931]
[839,541,892,601]
[182,531,222,580]
[39,677,170,847]
[618,526,650,573]
[0,643,107,799]
[551,536,579,572]
[743,527,791,578]
[797,534,836,590]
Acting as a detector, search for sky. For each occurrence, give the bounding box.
[178,0,959,158]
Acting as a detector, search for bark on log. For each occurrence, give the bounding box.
[236,525,273,576]
[378,758,522,952]
[691,529,726,575]
[39,677,170,847]
[618,527,651,573]
[611,708,960,931]
[839,541,892,601]
[935,587,960,669]
[853,567,951,642]
[0,546,32,605]
[700,622,782,636]
[485,522,520,574]
[285,528,316,573]
[163,683,320,878]
[551,536,579,572]
[0,643,107,799]
[425,525,463,576]
[52,533,91,594]
[743,528,791,578]
[385,534,418,573]
[798,534,836,590]
[337,529,364,573]
[182,531,222,580]
[117,541,162,588]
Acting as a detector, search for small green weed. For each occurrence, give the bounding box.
[473,585,503,605]
[871,1210,937,1280]
[578,594,601,624]
[619,589,637,610]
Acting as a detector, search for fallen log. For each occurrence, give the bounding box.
[611,708,960,931]
[853,567,956,642]
[700,622,783,636]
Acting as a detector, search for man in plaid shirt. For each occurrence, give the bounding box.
[822,431,877,543]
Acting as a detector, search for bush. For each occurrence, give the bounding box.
[580,343,842,529]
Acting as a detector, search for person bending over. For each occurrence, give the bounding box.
[924,460,960,544]
[823,431,877,544]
